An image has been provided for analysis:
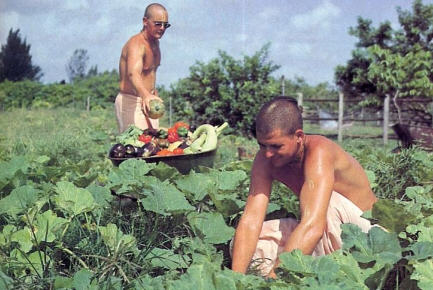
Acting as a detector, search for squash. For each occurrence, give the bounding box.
[148,99,165,119]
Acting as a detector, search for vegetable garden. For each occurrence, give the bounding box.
[1,108,433,289]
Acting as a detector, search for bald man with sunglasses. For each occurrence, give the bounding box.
[115,3,171,133]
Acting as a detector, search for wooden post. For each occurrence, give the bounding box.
[86,96,90,112]
[281,75,285,96]
[383,95,390,145]
[338,92,344,142]
[297,92,303,107]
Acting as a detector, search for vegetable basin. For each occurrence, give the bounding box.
[109,148,217,174]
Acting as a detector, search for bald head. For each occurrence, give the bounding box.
[255,97,303,137]
[144,3,167,18]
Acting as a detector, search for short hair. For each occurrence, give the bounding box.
[144,3,167,18]
[255,96,303,137]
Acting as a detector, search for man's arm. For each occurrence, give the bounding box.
[282,146,335,254]
[231,153,272,273]
[126,40,160,112]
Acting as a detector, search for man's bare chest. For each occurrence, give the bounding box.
[142,45,160,71]
[271,166,304,195]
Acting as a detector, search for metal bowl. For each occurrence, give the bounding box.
[108,149,217,174]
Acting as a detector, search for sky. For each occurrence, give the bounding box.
[0,0,424,88]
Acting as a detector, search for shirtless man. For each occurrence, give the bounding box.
[231,97,378,278]
[115,3,170,133]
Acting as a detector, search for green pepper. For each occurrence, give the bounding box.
[158,129,168,139]
[176,126,188,137]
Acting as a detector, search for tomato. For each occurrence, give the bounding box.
[167,132,179,143]
[156,149,172,156]
[173,148,184,155]
[167,127,177,135]
[138,134,152,143]
[173,121,189,130]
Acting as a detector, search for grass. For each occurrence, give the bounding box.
[0,108,400,166]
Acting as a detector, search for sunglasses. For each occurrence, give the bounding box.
[150,20,171,29]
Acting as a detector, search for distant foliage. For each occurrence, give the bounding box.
[65,49,90,83]
[169,44,281,136]
[0,70,119,111]
[0,28,42,82]
[335,0,433,104]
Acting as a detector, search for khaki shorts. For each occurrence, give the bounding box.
[232,191,379,276]
[114,92,159,133]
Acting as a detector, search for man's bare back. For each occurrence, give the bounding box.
[266,135,377,211]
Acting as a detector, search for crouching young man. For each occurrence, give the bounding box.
[231,97,378,278]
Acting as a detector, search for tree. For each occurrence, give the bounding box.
[366,44,433,123]
[66,49,89,82]
[335,0,433,102]
[0,28,43,82]
[169,44,280,136]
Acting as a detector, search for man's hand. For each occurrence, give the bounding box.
[267,269,277,279]
[142,92,163,114]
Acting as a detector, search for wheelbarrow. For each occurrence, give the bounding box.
[108,148,217,174]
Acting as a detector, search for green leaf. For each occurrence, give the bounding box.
[150,162,180,181]
[149,247,190,269]
[86,184,113,208]
[0,185,41,217]
[341,224,401,265]
[118,158,155,177]
[409,242,433,261]
[371,198,418,233]
[140,182,194,216]
[98,223,137,254]
[54,275,73,289]
[11,210,67,253]
[175,172,215,201]
[11,228,33,253]
[11,249,51,276]
[72,269,94,290]
[411,259,433,290]
[131,275,165,290]
[108,159,156,194]
[215,170,247,191]
[0,156,29,191]
[167,262,218,290]
[187,212,235,244]
[0,271,13,290]
[54,181,97,216]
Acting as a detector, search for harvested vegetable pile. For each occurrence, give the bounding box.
[109,121,228,158]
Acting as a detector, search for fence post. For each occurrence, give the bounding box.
[86,96,90,112]
[297,92,303,107]
[383,95,390,145]
[281,75,285,96]
[338,92,344,142]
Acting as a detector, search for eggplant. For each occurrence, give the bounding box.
[157,138,170,148]
[179,140,190,149]
[135,146,145,157]
[124,144,135,158]
[142,141,160,157]
[109,143,126,158]
[143,128,159,137]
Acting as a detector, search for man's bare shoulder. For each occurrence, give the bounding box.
[305,135,340,154]
[123,33,145,51]
[252,150,273,175]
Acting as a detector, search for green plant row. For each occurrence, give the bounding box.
[0,71,118,111]
[1,108,433,289]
